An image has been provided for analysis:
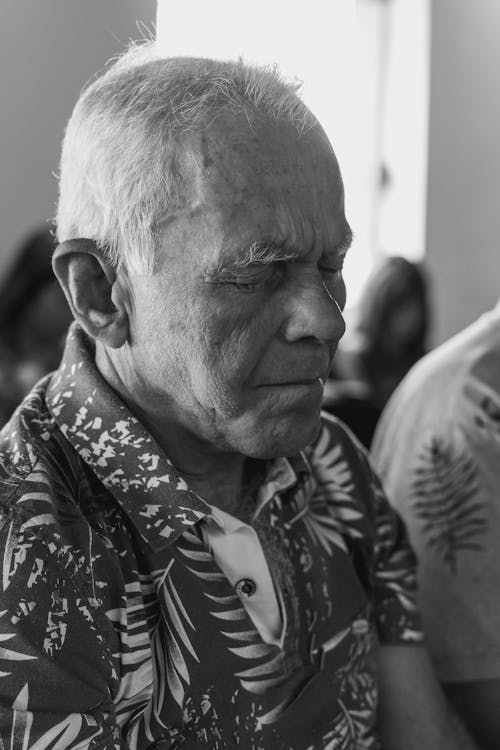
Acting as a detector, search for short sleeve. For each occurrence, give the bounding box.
[372,375,500,682]
[0,515,120,749]
[314,414,424,647]
[365,461,424,645]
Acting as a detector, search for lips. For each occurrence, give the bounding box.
[256,351,333,389]
[258,375,326,388]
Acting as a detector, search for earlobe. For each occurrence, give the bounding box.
[52,239,129,348]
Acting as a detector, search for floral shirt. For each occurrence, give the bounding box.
[0,326,423,750]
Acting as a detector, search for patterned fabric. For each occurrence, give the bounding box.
[372,305,500,684]
[0,325,422,750]
[200,508,283,645]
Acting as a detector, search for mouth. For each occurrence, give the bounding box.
[257,377,325,389]
[256,351,333,391]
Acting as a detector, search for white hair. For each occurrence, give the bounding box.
[56,41,316,274]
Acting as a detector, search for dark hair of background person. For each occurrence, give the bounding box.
[324,256,432,448]
[0,227,72,426]
[357,255,430,368]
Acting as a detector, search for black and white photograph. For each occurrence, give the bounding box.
[0,2,498,748]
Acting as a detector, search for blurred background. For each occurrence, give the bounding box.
[0,0,499,425]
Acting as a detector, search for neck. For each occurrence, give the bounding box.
[95,344,259,515]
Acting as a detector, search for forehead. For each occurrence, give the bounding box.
[175,114,345,256]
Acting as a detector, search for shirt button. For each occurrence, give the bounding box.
[236,578,257,598]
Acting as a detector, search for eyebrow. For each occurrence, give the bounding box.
[208,227,354,277]
[235,227,354,268]
[203,240,295,279]
[336,225,354,254]
[231,240,299,269]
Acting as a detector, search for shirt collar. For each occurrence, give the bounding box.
[46,325,210,551]
[204,453,307,534]
[46,324,308,551]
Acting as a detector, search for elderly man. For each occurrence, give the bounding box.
[0,46,473,749]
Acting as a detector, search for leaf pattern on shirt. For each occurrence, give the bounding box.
[6,683,110,750]
[465,373,500,440]
[410,435,486,574]
[297,428,364,555]
[176,529,284,706]
[0,327,423,749]
[106,579,155,731]
[152,559,200,712]
[0,634,36,673]
[369,475,420,620]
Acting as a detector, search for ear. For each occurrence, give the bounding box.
[52,239,129,348]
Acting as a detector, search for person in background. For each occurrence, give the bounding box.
[0,228,72,425]
[0,45,475,749]
[324,256,431,447]
[371,302,500,750]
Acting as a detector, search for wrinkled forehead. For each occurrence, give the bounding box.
[181,112,342,194]
[176,113,345,252]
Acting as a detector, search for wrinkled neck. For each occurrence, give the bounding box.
[95,341,253,514]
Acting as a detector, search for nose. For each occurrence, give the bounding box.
[280,268,346,345]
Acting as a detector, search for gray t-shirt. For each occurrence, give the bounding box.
[372,306,500,683]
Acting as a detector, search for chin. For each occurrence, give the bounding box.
[228,405,322,459]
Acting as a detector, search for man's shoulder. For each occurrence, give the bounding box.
[417,312,500,386]
[0,377,83,525]
[379,313,500,431]
[371,312,500,495]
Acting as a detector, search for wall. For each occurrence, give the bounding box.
[377,0,430,262]
[0,0,156,279]
[426,0,500,343]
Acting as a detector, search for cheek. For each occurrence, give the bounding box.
[200,319,255,387]
[196,302,277,401]
[133,286,200,380]
[209,304,275,370]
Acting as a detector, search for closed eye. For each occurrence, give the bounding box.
[319,264,343,273]
[214,262,286,292]
[318,259,345,275]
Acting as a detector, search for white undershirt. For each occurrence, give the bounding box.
[201,506,283,646]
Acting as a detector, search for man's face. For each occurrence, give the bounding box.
[125,113,350,458]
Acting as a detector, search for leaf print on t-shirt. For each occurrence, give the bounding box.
[410,436,486,574]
